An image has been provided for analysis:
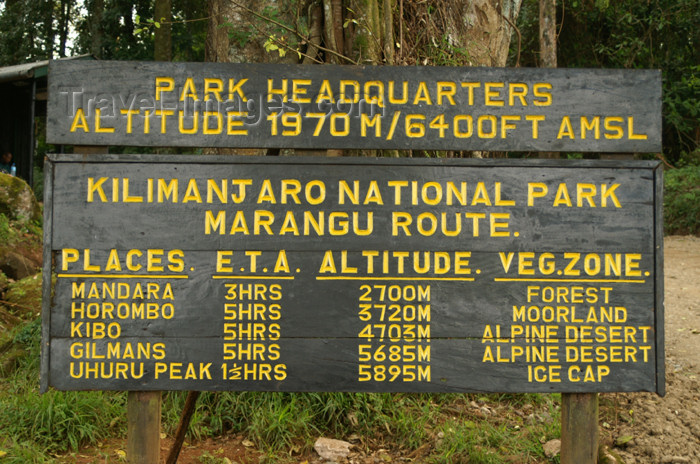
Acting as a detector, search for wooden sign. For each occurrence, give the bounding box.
[47,61,661,152]
[41,155,664,394]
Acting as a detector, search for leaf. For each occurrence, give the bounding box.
[134,14,141,24]
[154,22,160,29]
[134,28,143,34]
[615,435,634,446]
[264,36,279,53]
[0,450,7,458]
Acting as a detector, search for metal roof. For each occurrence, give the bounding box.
[0,55,93,84]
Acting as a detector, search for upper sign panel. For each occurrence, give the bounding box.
[47,61,661,152]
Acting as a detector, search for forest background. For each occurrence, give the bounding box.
[0,0,698,463]
[0,0,698,168]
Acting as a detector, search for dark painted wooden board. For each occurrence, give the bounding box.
[41,155,664,394]
[49,337,656,393]
[46,61,661,152]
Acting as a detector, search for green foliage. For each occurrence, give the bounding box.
[515,0,700,165]
[134,14,162,35]
[0,212,18,245]
[264,35,290,58]
[32,166,44,201]
[0,317,127,457]
[4,273,44,318]
[0,210,42,252]
[664,164,700,235]
[664,66,700,152]
[170,0,208,62]
[72,0,207,62]
[0,1,54,64]
[220,3,305,63]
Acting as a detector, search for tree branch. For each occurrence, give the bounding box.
[501,12,521,67]
[246,19,323,63]
[229,0,357,64]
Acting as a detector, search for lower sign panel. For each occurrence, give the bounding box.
[41,155,664,394]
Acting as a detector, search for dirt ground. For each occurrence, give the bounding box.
[61,236,700,464]
[606,235,700,464]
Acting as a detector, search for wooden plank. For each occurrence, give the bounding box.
[41,155,663,394]
[561,393,598,464]
[46,61,662,152]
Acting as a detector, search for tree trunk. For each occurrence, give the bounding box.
[383,0,394,64]
[538,0,558,158]
[212,0,523,158]
[58,0,71,58]
[460,0,523,67]
[205,0,267,155]
[322,0,341,62]
[451,0,523,156]
[367,0,382,64]
[205,0,230,63]
[212,0,281,64]
[303,3,323,64]
[119,0,137,54]
[539,0,556,67]
[89,0,104,58]
[44,0,55,59]
[331,0,345,60]
[154,0,172,61]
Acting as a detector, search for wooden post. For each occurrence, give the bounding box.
[561,393,598,464]
[127,391,162,464]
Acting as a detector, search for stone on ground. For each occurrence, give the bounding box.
[314,437,352,462]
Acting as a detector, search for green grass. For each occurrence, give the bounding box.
[426,394,560,464]
[0,318,563,463]
[0,439,53,464]
[0,318,127,458]
[156,389,560,462]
